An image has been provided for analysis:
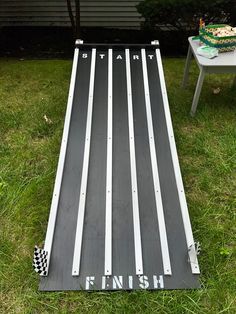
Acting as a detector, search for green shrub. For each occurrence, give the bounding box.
[136,0,234,33]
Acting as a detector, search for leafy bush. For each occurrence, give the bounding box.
[136,0,235,33]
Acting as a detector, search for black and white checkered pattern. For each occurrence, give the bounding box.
[188,241,201,255]
[33,246,48,276]
[195,242,201,255]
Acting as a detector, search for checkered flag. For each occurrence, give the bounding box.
[195,242,201,255]
[33,246,48,276]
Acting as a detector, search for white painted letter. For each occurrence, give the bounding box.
[139,275,149,289]
[133,55,139,60]
[100,54,105,59]
[102,276,107,289]
[153,275,164,289]
[82,53,88,59]
[128,276,133,289]
[113,276,123,289]
[85,276,95,290]
[148,55,154,60]
[116,55,122,60]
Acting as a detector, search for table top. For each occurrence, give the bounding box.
[189,36,236,67]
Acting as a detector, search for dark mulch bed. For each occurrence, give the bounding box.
[0,26,191,58]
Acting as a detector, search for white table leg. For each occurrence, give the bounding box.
[182,45,192,88]
[190,67,205,116]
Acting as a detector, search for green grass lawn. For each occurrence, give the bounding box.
[0,57,235,313]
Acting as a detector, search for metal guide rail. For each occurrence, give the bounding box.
[33,41,200,291]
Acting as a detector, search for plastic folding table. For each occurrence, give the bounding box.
[182,37,236,116]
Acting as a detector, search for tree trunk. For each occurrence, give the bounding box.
[75,0,81,38]
[66,0,81,38]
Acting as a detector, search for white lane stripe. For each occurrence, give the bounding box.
[141,48,172,275]
[125,49,143,275]
[155,48,200,274]
[72,48,96,276]
[104,49,113,275]
[43,48,79,276]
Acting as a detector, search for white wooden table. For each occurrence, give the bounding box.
[182,36,236,116]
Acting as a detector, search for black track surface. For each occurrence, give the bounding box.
[39,47,200,291]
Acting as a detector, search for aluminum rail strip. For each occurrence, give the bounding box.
[141,49,172,276]
[75,43,160,49]
[72,48,97,276]
[125,48,143,276]
[104,49,113,276]
[43,48,79,276]
[155,48,200,274]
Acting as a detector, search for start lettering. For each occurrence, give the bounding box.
[81,53,154,60]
